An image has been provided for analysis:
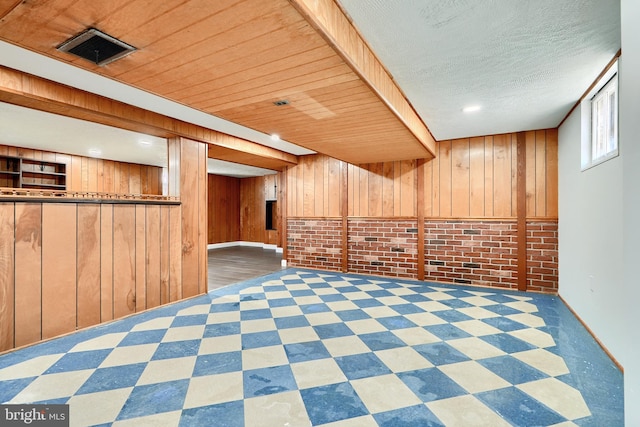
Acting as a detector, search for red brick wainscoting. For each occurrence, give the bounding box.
[287,219,343,271]
[286,218,558,292]
[348,219,418,278]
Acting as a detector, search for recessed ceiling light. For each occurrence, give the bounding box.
[139,139,152,146]
[88,148,101,156]
[463,105,482,113]
[270,134,280,142]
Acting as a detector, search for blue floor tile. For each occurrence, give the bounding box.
[274,315,310,329]
[359,331,407,351]
[479,355,548,384]
[353,298,384,308]
[477,387,565,426]
[319,293,347,302]
[76,363,146,395]
[118,330,166,346]
[424,323,471,340]
[44,349,112,374]
[0,377,36,402]
[240,308,272,321]
[209,302,240,313]
[377,316,417,330]
[171,314,208,327]
[300,303,331,314]
[335,353,391,380]
[179,400,244,427]
[117,379,189,420]
[398,368,467,402]
[284,341,331,363]
[243,365,297,398]
[336,309,371,321]
[241,331,281,349]
[431,309,473,323]
[192,351,242,376]
[300,382,369,425]
[391,304,426,315]
[480,333,535,353]
[152,340,200,360]
[413,342,471,366]
[313,323,354,339]
[374,404,445,427]
[482,317,529,332]
[203,322,240,338]
[267,297,297,308]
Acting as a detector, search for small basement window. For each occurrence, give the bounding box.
[581,60,619,170]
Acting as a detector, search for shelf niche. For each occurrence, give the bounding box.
[0,155,67,190]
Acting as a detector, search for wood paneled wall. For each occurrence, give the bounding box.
[239,174,281,246]
[208,174,240,244]
[0,201,182,352]
[424,130,558,218]
[286,130,558,219]
[168,137,208,297]
[0,143,163,194]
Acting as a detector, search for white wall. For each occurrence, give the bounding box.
[620,0,640,423]
[559,0,639,423]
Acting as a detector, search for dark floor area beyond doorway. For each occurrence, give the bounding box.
[208,246,285,291]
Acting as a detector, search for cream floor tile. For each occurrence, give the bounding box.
[377,296,410,306]
[304,312,342,326]
[362,306,399,318]
[278,326,320,344]
[242,345,289,370]
[317,414,378,427]
[241,318,277,333]
[459,296,498,307]
[505,312,546,328]
[197,335,242,355]
[303,277,327,284]
[325,300,359,311]
[239,299,270,310]
[294,295,324,305]
[211,294,240,304]
[68,387,132,426]
[350,374,422,414]
[456,306,501,319]
[322,336,370,357]
[423,291,455,301]
[391,327,441,346]
[344,291,373,301]
[270,306,304,318]
[438,361,511,393]
[405,312,448,326]
[183,371,243,408]
[504,295,532,302]
[100,344,159,368]
[291,358,348,389]
[206,311,240,324]
[504,300,538,313]
[374,347,433,372]
[356,284,383,291]
[512,349,569,376]
[344,319,386,335]
[136,357,196,385]
[508,328,555,348]
[314,287,340,296]
[69,333,127,352]
[177,304,210,316]
[452,320,502,336]
[111,411,181,427]
[447,337,506,360]
[161,325,205,342]
[263,290,292,299]
[0,354,64,380]
[427,395,512,427]
[518,378,591,420]
[465,290,495,297]
[131,317,174,332]
[10,369,94,403]
[414,301,451,312]
[245,390,310,427]
[388,287,418,296]
[240,286,265,294]
[286,283,311,290]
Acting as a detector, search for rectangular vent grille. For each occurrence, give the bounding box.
[57,28,136,66]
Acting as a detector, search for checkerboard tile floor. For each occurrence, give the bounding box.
[0,269,623,426]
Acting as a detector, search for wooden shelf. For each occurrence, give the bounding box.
[0,155,67,190]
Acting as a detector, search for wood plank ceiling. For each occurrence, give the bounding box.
[0,0,434,167]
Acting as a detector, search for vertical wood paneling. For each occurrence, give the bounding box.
[382,162,394,217]
[146,205,162,309]
[135,204,147,311]
[451,139,470,217]
[180,139,200,298]
[359,164,369,215]
[70,155,82,192]
[42,203,76,339]
[208,174,240,244]
[113,205,136,318]
[545,129,559,217]
[368,163,383,216]
[328,157,340,216]
[100,204,114,322]
[0,203,15,351]
[14,203,42,347]
[439,140,452,216]
[302,156,314,216]
[511,135,518,217]
[525,131,537,216]
[423,159,433,217]
[315,155,325,216]
[77,204,101,329]
[169,204,182,302]
[198,142,207,294]
[469,137,485,216]
[535,130,547,216]
[400,160,415,216]
[484,136,494,216]
[493,134,512,216]
[129,164,142,194]
[160,205,171,304]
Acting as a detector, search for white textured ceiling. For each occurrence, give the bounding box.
[337,0,621,140]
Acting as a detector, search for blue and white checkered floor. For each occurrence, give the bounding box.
[0,269,623,426]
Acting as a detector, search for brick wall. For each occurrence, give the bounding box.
[287,219,342,271]
[348,219,418,278]
[424,220,519,289]
[286,218,559,293]
[526,221,559,292]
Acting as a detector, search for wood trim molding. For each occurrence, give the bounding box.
[282,168,289,261]
[341,160,349,272]
[517,132,527,291]
[416,158,425,280]
[0,66,298,170]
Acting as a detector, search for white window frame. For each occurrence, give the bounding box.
[581,61,619,170]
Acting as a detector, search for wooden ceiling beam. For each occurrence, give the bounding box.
[289,0,436,158]
[0,65,298,170]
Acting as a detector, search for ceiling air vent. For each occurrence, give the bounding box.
[57,28,136,66]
